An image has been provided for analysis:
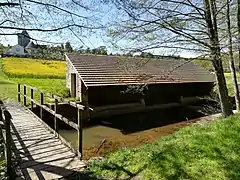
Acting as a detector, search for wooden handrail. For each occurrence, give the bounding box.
[0,100,12,178]
[17,84,84,159]
[18,83,85,110]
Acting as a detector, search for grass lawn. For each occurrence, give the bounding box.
[224,73,240,97]
[0,79,17,100]
[0,58,68,100]
[2,57,65,79]
[211,72,240,97]
[88,114,240,179]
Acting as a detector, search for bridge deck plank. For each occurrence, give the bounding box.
[4,102,85,180]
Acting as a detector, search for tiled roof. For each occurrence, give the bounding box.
[67,54,215,87]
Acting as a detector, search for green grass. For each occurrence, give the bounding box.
[0,60,17,100]
[10,77,68,97]
[211,72,240,97]
[0,58,69,100]
[2,57,65,79]
[214,73,240,97]
[88,115,240,179]
[225,73,236,97]
[0,79,17,100]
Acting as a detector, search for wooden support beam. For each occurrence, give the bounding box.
[54,99,58,137]
[179,96,186,120]
[4,110,11,177]
[18,84,21,102]
[71,73,77,97]
[91,102,181,118]
[140,98,146,106]
[40,93,44,120]
[23,85,27,106]
[93,103,144,112]
[0,103,13,178]
[81,85,89,120]
[77,108,83,159]
[31,89,34,111]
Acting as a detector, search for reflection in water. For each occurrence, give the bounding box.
[59,126,122,148]
[58,106,210,149]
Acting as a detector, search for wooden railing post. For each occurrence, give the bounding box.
[54,99,58,137]
[23,85,27,106]
[4,110,12,177]
[40,93,44,120]
[77,108,83,159]
[0,105,3,122]
[18,84,21,102]
[31,89,34,111]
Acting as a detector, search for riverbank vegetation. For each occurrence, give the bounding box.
[88,114,240,179]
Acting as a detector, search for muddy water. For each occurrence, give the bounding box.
[59,126,122,149]
[58,106,209,150]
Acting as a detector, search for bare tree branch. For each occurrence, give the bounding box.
[0,24,101,32]
[0,2,20,7]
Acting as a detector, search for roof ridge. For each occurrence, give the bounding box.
[67,53,187,62]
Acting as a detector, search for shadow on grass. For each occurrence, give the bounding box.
[148,144,193,180]
[89,138,240,180]
[213,147,240,180]
[94,145,191,180]
[97,163,146,180]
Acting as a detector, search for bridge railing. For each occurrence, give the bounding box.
[0,100,12,177]
[17,84,85,159]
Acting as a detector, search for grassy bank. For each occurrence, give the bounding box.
[88,114,240,179]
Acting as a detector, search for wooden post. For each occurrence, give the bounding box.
[4,111,12,177]
[140,98,146,107]
[31,89,34,111]
[71,73,77,97]
[81,82,90,121]
[40,93,44,120]
[23,85,27,106]
[0,102,3,121]
[18,84,21,102]
[179,96,186,120]
[77,108,83,159]
[54,99,58,137]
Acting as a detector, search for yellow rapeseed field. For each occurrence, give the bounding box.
[2,57,66,79]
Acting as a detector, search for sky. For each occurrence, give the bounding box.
[0,0,198,58]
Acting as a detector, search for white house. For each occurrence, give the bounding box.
[4,30,32,56]
[5,44,27,56]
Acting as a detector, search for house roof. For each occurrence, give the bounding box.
[25,41,36,49]
[67,54,215,87]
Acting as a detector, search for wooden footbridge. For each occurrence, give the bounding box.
[0,84,87,180]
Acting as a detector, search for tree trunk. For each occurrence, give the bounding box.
[212,53,233,117]
[237,0,240,70]
[227,0,240,111]
[204,0,233,117]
